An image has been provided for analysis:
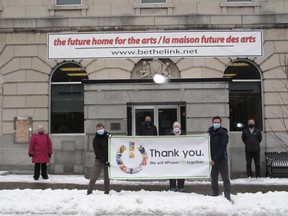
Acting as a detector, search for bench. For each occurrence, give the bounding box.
[265,151,288,177]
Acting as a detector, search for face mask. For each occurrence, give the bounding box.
[145,120,151,125]
[97,129,105,135]
[248,124,255,129]
[213,123,221,129]
[38,129,44,134]
[173,128,181,133]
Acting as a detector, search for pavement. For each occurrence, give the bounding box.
[1,181,288,195]
[0,172,287,195]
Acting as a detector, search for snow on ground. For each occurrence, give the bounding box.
[0,174,288,215]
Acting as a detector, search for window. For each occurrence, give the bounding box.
[56,0,81,5]
[51,63,88,133]
[224,60,262,131]
[141,0,167,3]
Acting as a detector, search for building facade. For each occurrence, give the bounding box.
[0,0,288,178]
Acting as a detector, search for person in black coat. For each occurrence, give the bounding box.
[241,118,262,178]
[207,116,231,201]
[138,115,158,136]
[87,123,111,195]
[168,121,186,192]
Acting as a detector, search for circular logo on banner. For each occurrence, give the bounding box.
[116,142,148,174]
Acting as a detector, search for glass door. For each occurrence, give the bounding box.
[135,107,155,136]
[158,108,178,135]
[129,105,185,136]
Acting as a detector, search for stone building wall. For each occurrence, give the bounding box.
[0,0,288,18]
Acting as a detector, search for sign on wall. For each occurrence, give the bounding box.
[109,135,210,180]
[13,117,32,144]
[48,30,263,59]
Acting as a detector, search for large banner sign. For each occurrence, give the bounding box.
[48,30,263,59]
[109,135,210,180]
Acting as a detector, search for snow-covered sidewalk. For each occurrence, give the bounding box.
[0,174,288,215]
[1,173,288,186]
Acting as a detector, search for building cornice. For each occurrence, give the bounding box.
[0,14,287,33]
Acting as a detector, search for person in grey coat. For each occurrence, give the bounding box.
[242,118,262,178]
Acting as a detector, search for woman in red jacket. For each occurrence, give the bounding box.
[28,125,53,180]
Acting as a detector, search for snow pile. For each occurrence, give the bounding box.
[0,174,288,215]
[0,189,288,215]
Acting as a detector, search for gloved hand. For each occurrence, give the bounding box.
[101,159,110,167]
[28,154,33,157]
[48,154,52,158]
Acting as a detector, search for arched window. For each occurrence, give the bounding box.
[224,60,262,131]
[50,62,88,133]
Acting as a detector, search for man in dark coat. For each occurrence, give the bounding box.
[138,115,158,136]
[207,116,231,201]
[87,123,111,195]
[242,118,262,178]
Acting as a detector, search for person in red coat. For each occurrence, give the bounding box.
[28,125,53,180]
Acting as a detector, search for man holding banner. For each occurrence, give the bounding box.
[207,116,231,201]
[87,123,111,195]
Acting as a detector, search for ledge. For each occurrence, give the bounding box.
[220,2,261,7]
[134,3,174,15]
[134,3,174,9]
[82,78,231,84]
[48,5,89,17]
[0,14,287,33]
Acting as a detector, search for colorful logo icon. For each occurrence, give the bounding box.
[116,141,148,174]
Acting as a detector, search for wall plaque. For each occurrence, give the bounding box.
[13,117,32,144]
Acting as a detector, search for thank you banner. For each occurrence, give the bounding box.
[109,135,210,180]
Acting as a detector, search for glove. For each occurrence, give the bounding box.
[48,154,52,158]
[101,159,110,167]
[28,154,33,157]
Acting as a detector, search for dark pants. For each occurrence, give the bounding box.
[88,159,110,194]
[211,160,231,200]
[34,163,48,179]
[169,179,185,189]
[245,151,261,178]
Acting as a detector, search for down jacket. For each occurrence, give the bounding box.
[28,134,53,163]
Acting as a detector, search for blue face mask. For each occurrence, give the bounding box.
[145,120,151,125]
[96,129,105,135]
[213,123,221,129]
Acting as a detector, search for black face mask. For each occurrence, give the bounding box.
[248,124,255,129]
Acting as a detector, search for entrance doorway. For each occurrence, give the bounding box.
[127,105,186,136]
